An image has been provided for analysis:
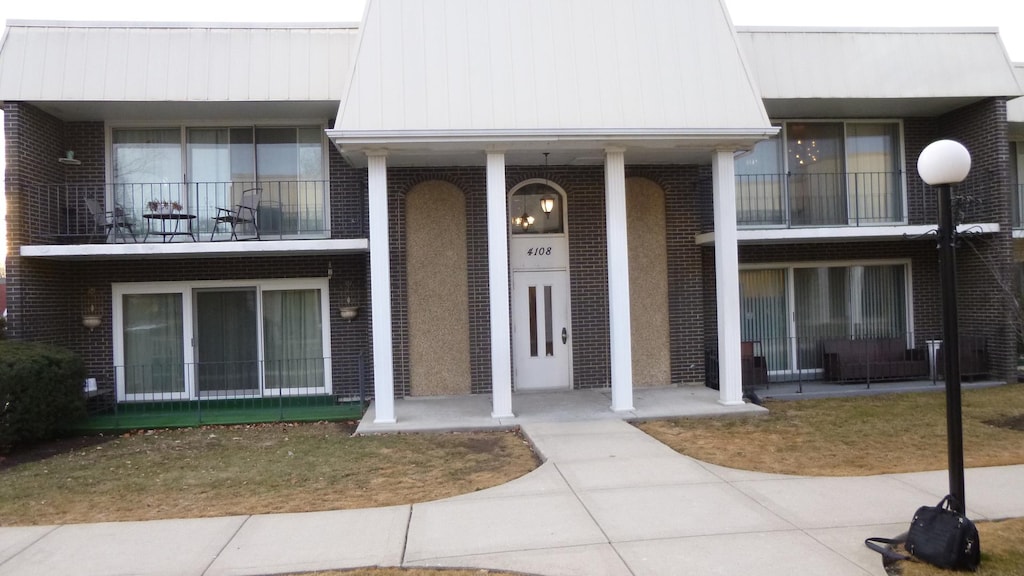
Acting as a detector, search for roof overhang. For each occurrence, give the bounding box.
[13,100,340,123]
[328,127,780,167]
[762,97,1000,119]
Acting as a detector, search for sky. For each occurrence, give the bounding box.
[1,0,1024,269]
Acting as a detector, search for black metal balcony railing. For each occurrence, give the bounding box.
[21,181,367,245]
[736,171,904,228]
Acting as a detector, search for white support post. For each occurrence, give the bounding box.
[367,151,396,423]
[712,149,744,406]
[487,152,514,418]
[605,148,634,412]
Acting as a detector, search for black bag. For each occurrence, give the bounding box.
[865,495,980,571]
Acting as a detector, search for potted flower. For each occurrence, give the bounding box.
[146,200,183,215]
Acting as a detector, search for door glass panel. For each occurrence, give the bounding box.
[787,123,845,225]
[544,285,554,356]
[263,289,324,390]
[112,128,184,225]
[735,135,784,226]
[528,286,538,357]
[195,289,259,396]
[846,123,899,223]
[123,293,184,396]
[256,127,325,236]
[188,128,256,235]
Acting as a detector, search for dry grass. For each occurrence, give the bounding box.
[901,517,1024,576]
[637,384,1024,476]
[0,422,538,526]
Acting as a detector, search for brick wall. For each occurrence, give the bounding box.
[4,103,70,340]
[384,163,708,394]
[937,98,1016,382]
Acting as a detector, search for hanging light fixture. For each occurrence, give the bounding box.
[82,288,102,330]
[540,196,555,214]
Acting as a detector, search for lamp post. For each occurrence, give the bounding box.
[917,139,972,516]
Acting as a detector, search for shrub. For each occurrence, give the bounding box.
[0,340,87,452]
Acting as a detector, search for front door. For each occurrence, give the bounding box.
[512,270,571,390]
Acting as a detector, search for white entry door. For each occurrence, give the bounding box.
[512,270,571,390]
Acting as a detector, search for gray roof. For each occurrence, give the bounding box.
[0,20,359,120]
[1009,64,1024,125]
[737,27,1023,117]
[332,0,772,150]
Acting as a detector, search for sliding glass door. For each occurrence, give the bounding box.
[114,280,331,402]
[194,289,260,396]
[740,263,909,376]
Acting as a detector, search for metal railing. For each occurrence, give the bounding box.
[20,180,366,244]
[736,171,904,228]
[83,354,370,429]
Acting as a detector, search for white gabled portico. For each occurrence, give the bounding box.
[327,0,778,422]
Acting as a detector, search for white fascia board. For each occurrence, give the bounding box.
[21,239,368,259]
[327,126,781,146]
[694,223,1000,245]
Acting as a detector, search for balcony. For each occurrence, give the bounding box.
[18,181,368,257]
[736,171,904,228]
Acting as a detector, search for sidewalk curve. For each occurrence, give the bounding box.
[2,419,1023,576]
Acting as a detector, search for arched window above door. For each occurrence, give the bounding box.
[509,183,564,235]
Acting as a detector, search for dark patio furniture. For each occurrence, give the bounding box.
[936,335,989,380]
[822,337,928,383]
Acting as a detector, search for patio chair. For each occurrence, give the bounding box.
[85,197,136,242]
[211,188,261,241]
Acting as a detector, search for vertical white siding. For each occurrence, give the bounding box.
[0,23,358,103]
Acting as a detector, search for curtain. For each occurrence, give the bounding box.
[123,293,184,396]
[263,289,324,391]
[739,269,790,371]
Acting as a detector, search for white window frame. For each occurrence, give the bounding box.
[112,278,332,402]
[105,122,333,240]
[739,258,914,377]
[769,119,908,227]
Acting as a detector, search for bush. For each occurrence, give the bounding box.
[0,340,87,452]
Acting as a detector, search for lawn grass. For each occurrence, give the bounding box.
[0,422,538,526]
[637,383,1024,476]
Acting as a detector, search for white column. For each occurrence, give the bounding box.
[712,149,744,406]
[487,151,514,418]
[367,151,396,423]
[605,147,634,412]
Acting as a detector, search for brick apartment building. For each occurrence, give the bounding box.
[1,0,1023,424]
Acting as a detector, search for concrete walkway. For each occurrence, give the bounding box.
[2,416,1023,575]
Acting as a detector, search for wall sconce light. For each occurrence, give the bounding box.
[82,288,102,330]
[339,279,359,321]
[540,196,555,214]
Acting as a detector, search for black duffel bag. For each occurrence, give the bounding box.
[866,495,980,571]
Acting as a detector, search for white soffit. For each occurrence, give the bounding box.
[0,21,359,103]
[737,28,1022,101]
[1008,64,1024,124]
[333,0,772,144]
